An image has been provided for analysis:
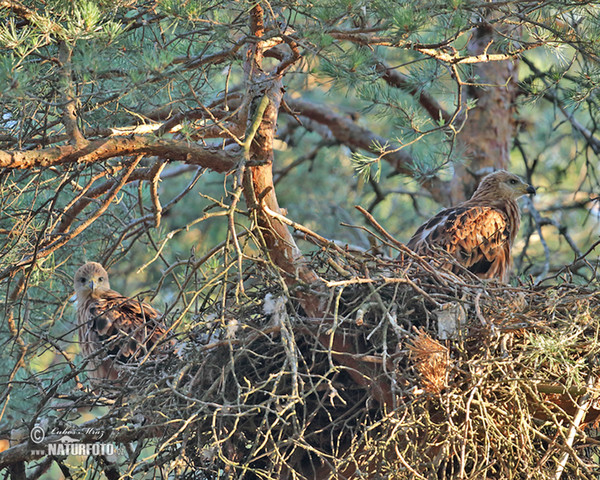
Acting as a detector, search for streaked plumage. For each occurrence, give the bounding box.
[407,170,536,282]
[74,262,169,386]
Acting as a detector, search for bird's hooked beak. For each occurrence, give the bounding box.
[89,280,96,292]
[526,184,536,195]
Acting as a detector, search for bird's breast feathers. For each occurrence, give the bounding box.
[77,290,166,369]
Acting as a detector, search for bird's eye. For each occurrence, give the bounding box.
[99,277,104,282]
[509,179,518,185]
[79,277,86,283]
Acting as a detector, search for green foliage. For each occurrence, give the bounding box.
[525,330,588,387]
[157,0,219,19]
[388,3,428,37]
[320,47,376,87]
[352,149,382,183]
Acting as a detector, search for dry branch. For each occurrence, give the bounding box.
[3,224,600,479]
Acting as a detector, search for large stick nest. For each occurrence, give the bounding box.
[91,243,600,480]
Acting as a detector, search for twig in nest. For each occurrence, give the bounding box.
[354,205,407,254]
[553,374,596,480]
[263,205,348,257]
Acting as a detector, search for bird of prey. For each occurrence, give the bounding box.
[73,262,170,386]
[407,170,536,282]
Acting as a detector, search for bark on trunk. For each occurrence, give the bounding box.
[241,6,393,423]
[451,23,519,205]
[241,5,322,317]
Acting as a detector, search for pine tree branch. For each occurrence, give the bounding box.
[521,57,600,156]
[415,46,537,64]
[0,136,239,171]
[283,96,451,203]
[283,97,413,174]
[374,62,451,123]
[0,0,38,22]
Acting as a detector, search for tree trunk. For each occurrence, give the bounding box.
[241,5,322,318]
[451,23,519,204]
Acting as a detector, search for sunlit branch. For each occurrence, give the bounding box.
[0,136,239,171]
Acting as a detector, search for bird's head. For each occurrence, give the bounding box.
[74,262,110,299]
[472,170,536,202]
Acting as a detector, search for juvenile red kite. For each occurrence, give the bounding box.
[407,170,536,282]
[74,262,169,385]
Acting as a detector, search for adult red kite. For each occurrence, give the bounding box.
[407,170,536,282]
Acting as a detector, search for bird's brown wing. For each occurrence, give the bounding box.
[407,206,511,281]
[78,289,169,381]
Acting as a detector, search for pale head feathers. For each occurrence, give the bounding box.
[74,262,110,298]
[469,170,536,205]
